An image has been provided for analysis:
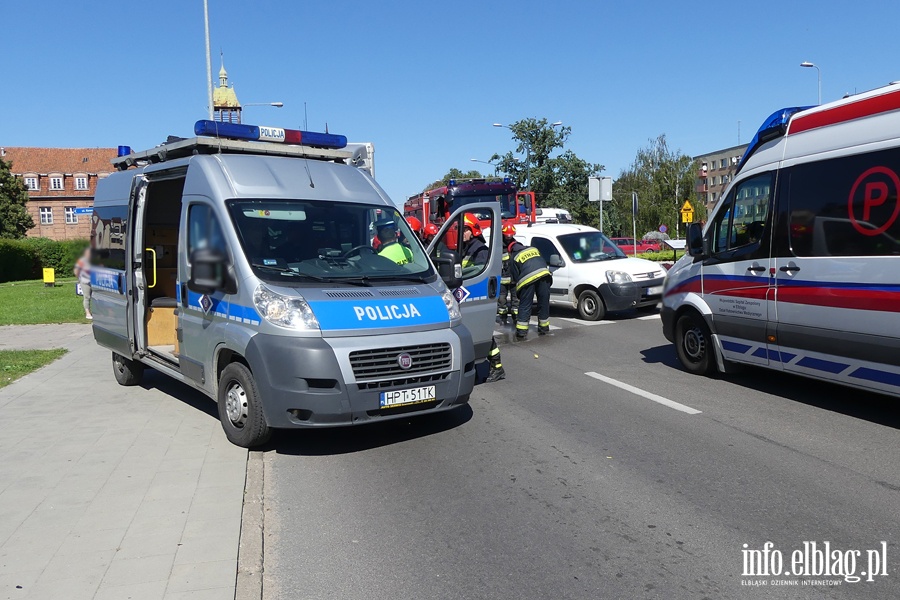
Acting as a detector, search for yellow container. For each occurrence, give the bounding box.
[43,268,55,287]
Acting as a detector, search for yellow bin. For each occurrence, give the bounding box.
[43,268,55,287]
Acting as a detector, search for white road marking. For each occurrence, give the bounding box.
[585,371,702,414]
[637,313,661,321]
[559,317,613,326]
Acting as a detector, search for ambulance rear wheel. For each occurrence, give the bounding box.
[112,352,144,386]
[675,311,715,375]
[218,362,271,448]
[577,290,606,321]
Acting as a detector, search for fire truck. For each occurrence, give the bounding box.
[404,178,536,233]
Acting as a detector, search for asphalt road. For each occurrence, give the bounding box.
[257,309,900,600]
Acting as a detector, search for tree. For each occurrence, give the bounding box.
[0,157,34,239]
[420,168,487,192]
[612,134,700,239]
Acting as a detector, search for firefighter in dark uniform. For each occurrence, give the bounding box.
[507,236,552,339]
[497,224,520,325]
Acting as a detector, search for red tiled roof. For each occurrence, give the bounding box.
[1,147,118,175]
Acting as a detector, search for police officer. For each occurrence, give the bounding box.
[375,219,413,265]
[497,224,519,325]
[507,235,552,339]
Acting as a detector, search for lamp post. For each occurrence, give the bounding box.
[800,61,821,105]
[243,102,284,108]
[493,121,562,190]
[470,158,498,176]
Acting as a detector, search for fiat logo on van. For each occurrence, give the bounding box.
[397,353,413,370]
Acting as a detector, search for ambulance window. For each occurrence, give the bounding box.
[188,204,226,256]
[787,148,900,257]
[709,172,773,256]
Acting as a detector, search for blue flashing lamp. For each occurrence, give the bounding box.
[448,179,457,186]
[735,106,812,175]
[193,120,347,149]
[503,177,510,184]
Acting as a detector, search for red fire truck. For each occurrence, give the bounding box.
[404,178,536,233]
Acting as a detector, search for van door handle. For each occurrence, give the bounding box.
[747,265,765,273]
[779,265,800,273]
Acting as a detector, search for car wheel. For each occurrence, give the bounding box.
[577,289,606,321]
[112,352,144,386]
[217,362,272,448]
[674,312,716,375]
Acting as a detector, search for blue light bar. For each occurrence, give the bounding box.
[735,106,812,175]
[193,120,347,149]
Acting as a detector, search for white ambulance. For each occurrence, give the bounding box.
[662,82,900,399]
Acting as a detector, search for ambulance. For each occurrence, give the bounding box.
[90,120,501,447]
[662,82,900,399]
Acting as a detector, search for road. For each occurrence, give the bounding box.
[257,308,900,600]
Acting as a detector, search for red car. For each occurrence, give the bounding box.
[609,237,661,254]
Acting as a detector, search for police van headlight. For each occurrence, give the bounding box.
[440,287,462,321]
[605,270,633,285]
[253,284,320,330]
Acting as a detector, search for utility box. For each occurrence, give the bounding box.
[43,268,55,287]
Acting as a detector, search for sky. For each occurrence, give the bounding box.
[3,0,898,209]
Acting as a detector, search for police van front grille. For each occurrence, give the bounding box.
[349,343,452,381]
[378,287,419,297]
[357,372,450,391]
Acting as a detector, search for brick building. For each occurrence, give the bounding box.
[2,147,118,240]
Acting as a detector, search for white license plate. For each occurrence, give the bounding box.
[646,285,663,295]
[380,385,436,408]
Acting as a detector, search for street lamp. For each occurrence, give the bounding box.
[243,102,284,108]
[493,121,562,190]
[470,158,498,176]
[800,61,821,105]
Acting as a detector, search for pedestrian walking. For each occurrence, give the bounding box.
[507,236,552,339]
[497,224,519,325]
[74,247,93,320]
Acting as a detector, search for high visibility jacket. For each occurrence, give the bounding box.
[500,249,511,284]
[378,241,413,265]
[508,241,551,292]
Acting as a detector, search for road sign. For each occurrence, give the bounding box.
[680,201,693,213]
[681,211,694,223]
[73,207,93,215]
[659,225,668,233]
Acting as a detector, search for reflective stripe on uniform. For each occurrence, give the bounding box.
[515,268,550,292]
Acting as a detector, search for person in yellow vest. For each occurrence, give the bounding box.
[507,237,552,340]
[375,219,413,265]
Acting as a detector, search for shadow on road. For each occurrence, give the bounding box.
[262,404,474,456]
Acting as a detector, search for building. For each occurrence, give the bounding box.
[2,147,117,240]
[694,144,748,213]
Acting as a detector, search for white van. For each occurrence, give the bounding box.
[90,120,502,447]
[514,223,666,320]
[534,207,573,224]
[662,82,900,399]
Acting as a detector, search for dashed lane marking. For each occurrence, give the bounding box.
[585,371,702,415]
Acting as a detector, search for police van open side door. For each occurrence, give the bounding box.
[428,203,501,362]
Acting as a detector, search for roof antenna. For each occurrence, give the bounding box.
[325,122,329,134]
[304,102,308,130]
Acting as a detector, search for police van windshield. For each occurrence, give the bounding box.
[227,200,434,284]
[558,231,627,262]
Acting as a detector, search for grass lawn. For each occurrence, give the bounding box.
[0,278,89,326]
[0,349,68,389]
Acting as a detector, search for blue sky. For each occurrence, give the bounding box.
[2,1,898,207]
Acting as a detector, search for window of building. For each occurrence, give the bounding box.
[24,177,39,191]
[75,176,88,191]
[50,176,64,191]
[65,207,78,224]
[40,207,53,225]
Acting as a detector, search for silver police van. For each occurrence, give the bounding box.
[90,120,501,447]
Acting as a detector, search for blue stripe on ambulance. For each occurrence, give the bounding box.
[309,296,449,330]
[720,336,900,391]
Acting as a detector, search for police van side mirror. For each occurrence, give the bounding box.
[189,247,228,294]
[434,251,462,289]
[686,222,707,258]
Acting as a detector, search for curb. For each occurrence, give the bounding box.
[236,451,265,600]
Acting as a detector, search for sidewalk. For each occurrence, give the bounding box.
[0,324,250,600]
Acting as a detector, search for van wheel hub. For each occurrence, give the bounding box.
[683,327,706,360]
[225,384,249,427]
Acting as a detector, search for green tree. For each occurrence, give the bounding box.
[420,168,487,192]
[612,134,700,239]
[0,157,34,239]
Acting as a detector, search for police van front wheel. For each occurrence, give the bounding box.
[675,312,716,375]
[112,352,144,386]
[218,363,272,448]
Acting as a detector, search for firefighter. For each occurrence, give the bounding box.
[422,222,439,244]
[461,213,489,271]
[497,224,520,325]
[507,235,552,340]
[405,216,422,244]
[485,338,505,382]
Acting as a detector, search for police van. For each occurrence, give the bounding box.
[662,82,900,399]
[90,120,501,447]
